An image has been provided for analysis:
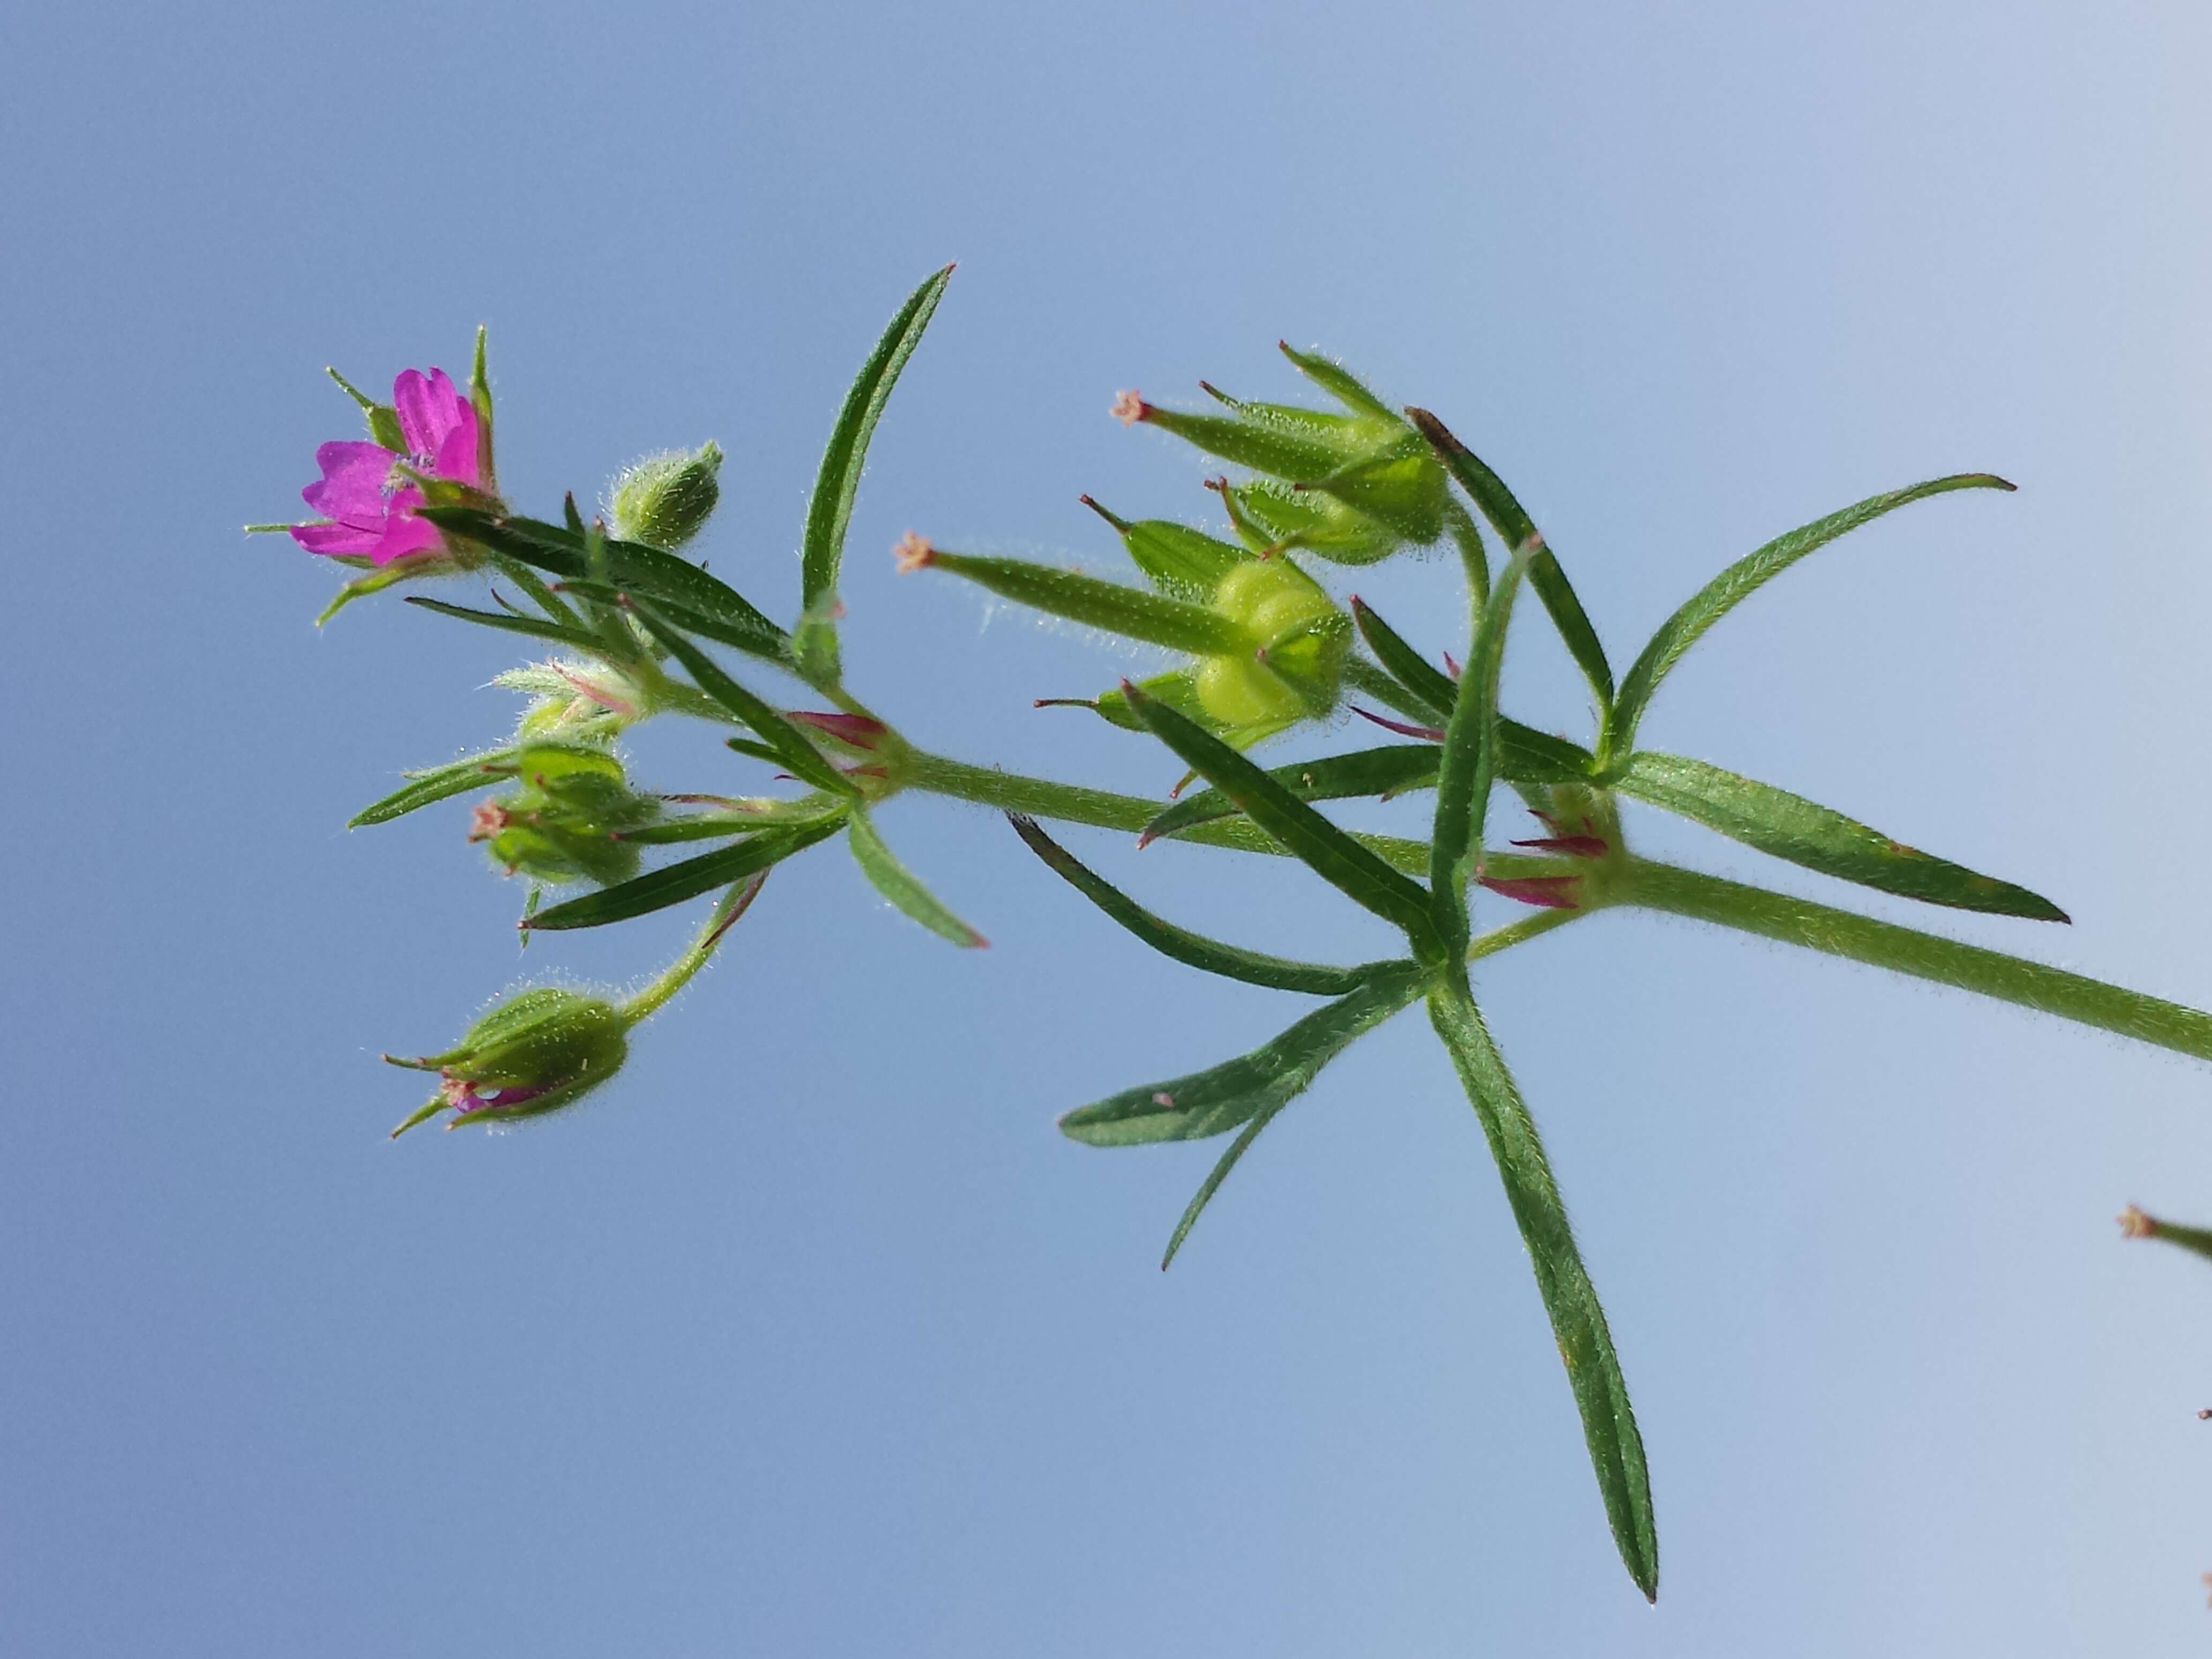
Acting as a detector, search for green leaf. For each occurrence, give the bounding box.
[847,806,988,947]
[349,747,517,827]
[625,603,856,797]
[525,816,844,931]
[1350,596,1458,719]
[487,552,579,626]
[1614,751,2067,922]
[1059,968,1424,1146]
[927,551,1249,655]
[417,507,791,665]
[402,595,612,654]
[1426,975,1658,1601]
[801,264,955,672]
[1407,409,1613,711]
[1123,683,1441,950]
[1140,745,1444,845]
[1431,552,1533,955]
[1606,473,2016,756]
[1010,814,1378,993]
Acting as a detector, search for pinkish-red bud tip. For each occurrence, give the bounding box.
[1110,390,1147,427]
[892,531,936,573]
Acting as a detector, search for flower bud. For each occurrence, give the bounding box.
[472,744,660,887]
[387,987,630,1134]
[608,441,723,550]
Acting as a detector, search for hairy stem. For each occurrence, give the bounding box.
[619,875,767,1024]
[1616,857,2212,1063]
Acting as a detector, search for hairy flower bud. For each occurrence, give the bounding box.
[386,987,630,1134]
[608,441,723,550]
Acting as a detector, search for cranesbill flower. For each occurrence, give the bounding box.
[290,368,484,564]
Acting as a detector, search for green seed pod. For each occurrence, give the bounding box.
[608,440,723,550]
[1196,559,1349,726]
[472,744,660,887]
[388,987,631,1134]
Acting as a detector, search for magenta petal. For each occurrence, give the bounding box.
[291,520,384,556]
[432,397,482,486]
[393,367,468,458]
[302,440,400,518]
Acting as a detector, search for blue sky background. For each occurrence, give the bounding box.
[5,1,2212,1651]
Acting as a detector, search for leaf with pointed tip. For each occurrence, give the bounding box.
[1407,409,1613,710]
[402,595,611,654]
[1141,745,1444,845]
[488,552,580,626]
[1123,684,1441,950]
[1010,813,1377,993]
[1427,975,1658,1602]
[627,604,856,798]
[1351,597,1459,719]
[525,816,843,931]
[1615,751,2067,921]
[928,551,1249,655]
[349,747,517,827]
[847,807,988,947]
[1606,473,2016,756]
[1161,1103,1283,1269]
[801,265,955,674]
[1431,552,1533,955]
[1059,967,1424,1147]
[419,507,791,664]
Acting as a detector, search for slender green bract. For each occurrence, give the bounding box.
[1604,473,2015,758]
[420,506,792,663]
[847,807,987,947]
[1140,745,1445,845]
[1010,814,1378,995]
[1351,596,1458,718]
[1615,751,2067,921]
[800,265,955,678]
[1058,967,1424,1146]
[403,595,610,654]
[1427,974,1658,1601]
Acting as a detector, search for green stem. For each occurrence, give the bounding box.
[619,873,767,1023]
[1616,857,2212,1063]
[903,748,1467,872]
[1468,905,1582,963]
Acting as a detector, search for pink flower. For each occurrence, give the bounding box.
[290,368,483,565]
